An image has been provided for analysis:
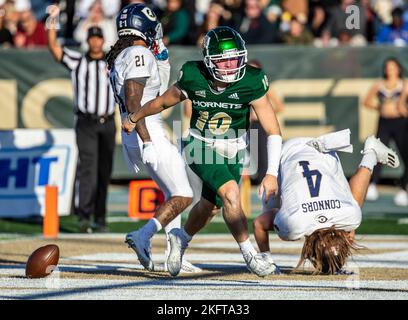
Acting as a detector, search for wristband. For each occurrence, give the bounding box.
[127,112,137,125]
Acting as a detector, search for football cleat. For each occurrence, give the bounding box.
[362,136,400,168]
[243,251,281,277]
[180,259,202,273]
[125,230,154,271]
[163,259,202,274]
[166,228,189,277]
[366,183,379,201]
[394,189,408,206]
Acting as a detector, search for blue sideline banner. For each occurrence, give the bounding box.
[0,129,77,217]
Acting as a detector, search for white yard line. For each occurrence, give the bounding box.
[0,278,407,300]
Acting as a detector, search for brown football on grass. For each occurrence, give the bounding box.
[25,244,59,278]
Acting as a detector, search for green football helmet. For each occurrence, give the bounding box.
[202,26,248,83]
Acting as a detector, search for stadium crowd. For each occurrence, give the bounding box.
[1,0,408,48]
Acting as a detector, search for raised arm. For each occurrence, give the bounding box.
[46,5,63,62]
[123,84,186,133]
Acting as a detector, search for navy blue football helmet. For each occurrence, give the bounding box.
[116,3,159,47]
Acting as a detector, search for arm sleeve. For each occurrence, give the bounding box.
[157,59,171,94]
[61,47,82,71]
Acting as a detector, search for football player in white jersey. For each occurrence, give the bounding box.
[253,130,400,274]
[106,3,200,273]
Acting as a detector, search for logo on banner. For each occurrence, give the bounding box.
[0,146,70,198]
[128,180,165,220]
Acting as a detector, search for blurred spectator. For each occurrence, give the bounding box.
[326,0,367,45]
[281,0,308,22]
[195,0,212,26]
[77,0,121,18]
[238,0,280,44]
[308,4,328,38]
[376,7,408,46]
[282,16,314,45]
[0,4,13,47]
[360,0,376,42]
[196,2,223,46]
[73,0,117,52]
[219,0,243,29]
[14,9,47,48]
[363,57,408,205]
[14,0,30,12]
[263,0,282,24]
[160,0,190,45]
[196,1,240,46]
[31,0,54,21]
[371,0,405,25]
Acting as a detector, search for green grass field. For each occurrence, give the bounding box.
[0,214,408,235]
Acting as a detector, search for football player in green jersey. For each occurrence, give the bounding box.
[123,26,282,277]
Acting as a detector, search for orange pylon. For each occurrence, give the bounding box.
[43,185,59,239]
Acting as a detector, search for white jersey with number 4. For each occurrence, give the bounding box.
[265,137,362,241]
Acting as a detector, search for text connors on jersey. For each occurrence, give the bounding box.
[301,199,341,213]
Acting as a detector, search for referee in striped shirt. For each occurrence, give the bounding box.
[47,7,116,233]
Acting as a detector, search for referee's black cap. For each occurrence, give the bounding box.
[87,26,104,39]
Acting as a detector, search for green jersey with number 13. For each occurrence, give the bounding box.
[176,61,269,138]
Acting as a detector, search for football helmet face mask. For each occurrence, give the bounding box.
[116,3,160,48]
[202,26,248,83]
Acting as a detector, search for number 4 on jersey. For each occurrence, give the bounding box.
[299,161,322,197]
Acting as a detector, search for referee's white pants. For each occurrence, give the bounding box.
[121,131,193,235]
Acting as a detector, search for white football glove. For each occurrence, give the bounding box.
[142,142,159,171]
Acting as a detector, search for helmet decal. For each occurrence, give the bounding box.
[141,7,157,21]
[116,3,159,48]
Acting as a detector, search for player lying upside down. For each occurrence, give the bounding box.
[253,130,400,274]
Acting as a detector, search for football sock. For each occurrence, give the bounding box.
[164,216,181,258]
[359,149,377,172]
[141,218,162,239]
[238,238,257,256]
[164,214,181,234]
[180,227,192,243]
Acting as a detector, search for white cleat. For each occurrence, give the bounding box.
[166,228,189,277]
[125,230,154,271]
[366,183,379,201]
[394,189,408,206]
[164,259,202,274]
[243,251,281,277]
[362,136,400,168]
[180,260,202,273]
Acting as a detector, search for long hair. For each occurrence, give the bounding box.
[106,35,142,70]
[382,57,403,79]
[295,226,362,275]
